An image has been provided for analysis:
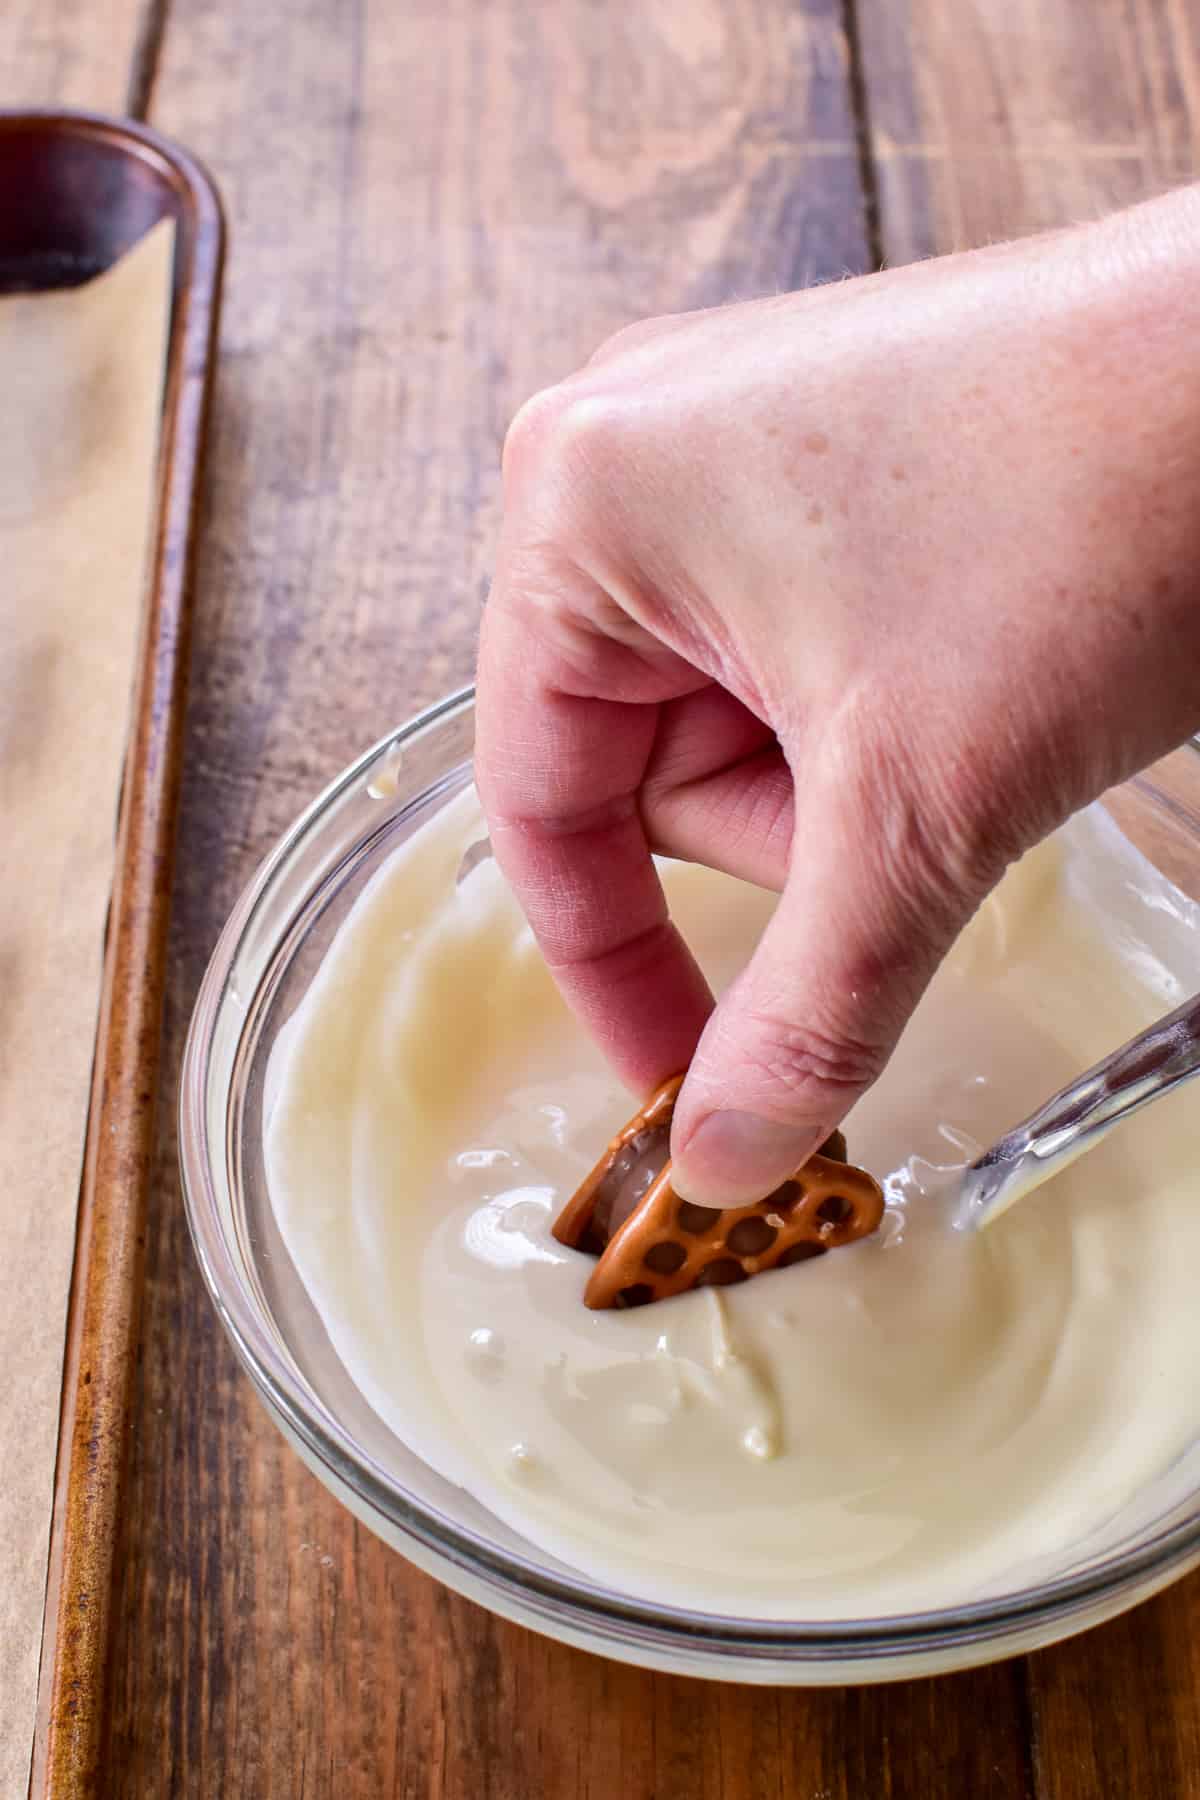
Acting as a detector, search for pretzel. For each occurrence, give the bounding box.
[551,1076,683,1257]
[553,1078,881,1310]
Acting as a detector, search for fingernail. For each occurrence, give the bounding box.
[671,1110,822,1209]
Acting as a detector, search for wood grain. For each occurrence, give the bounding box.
[100,0,1029,1794]
[8,0,1194,1792]
[854,3,1200,1797]
[2,0,150,115]
[0,115,226,1800]
[857,0,1200,260]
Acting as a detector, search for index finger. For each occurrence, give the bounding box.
[474,600,714,1092]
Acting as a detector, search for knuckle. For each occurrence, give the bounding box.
[503,377,632,502]
[501,381,570,487]
[554,388,632,485]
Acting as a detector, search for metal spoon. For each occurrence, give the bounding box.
[956,991,1200,1231]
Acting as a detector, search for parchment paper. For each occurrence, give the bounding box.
[0,221,173,1799]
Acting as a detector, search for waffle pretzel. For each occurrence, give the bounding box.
[553,1077,881,1310]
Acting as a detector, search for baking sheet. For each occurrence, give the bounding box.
[0,219,173,1800]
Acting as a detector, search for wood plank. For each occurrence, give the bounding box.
[1026,1594,1200,1800]
[3,0,152,115]
[855,3,1200,1797]
[859,0,1200,261]
[102,0,1034,1793]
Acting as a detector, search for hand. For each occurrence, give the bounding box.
[475,187,1200,1206]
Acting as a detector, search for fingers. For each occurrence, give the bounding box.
[643,747,793,889]
[669,780,973,1206]
[476,597,715,1093]
[639,687,793,889]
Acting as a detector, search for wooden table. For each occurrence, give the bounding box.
[10,2,1200,1794]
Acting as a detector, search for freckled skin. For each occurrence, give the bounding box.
[477,185,1200,1207]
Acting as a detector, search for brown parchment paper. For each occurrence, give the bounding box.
[0,221,173,1799]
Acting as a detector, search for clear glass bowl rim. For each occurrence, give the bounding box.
[179,686,1200,1667]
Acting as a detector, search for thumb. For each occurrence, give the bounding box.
[669,794,979,1206]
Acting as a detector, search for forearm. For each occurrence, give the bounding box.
[1047,183,1200,780]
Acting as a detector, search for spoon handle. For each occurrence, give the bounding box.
[957,990,1200,1229]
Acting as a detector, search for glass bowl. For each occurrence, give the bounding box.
[180,689,1200,1683]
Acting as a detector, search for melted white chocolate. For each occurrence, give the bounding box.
[265,785,1200,1619]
